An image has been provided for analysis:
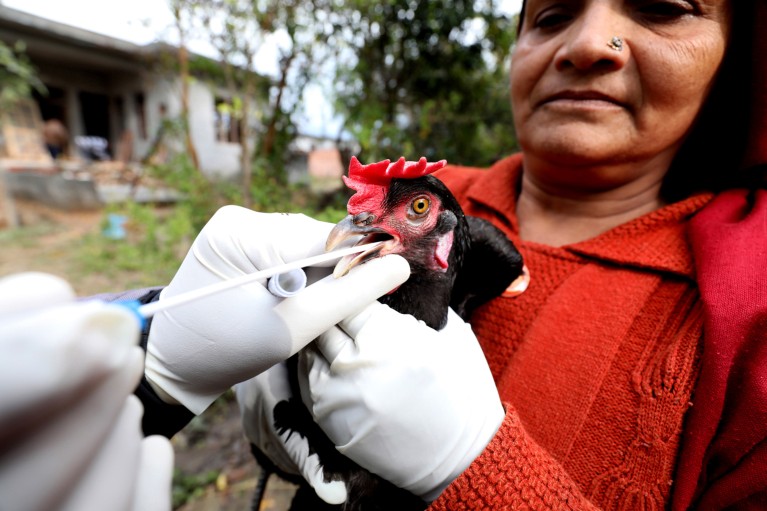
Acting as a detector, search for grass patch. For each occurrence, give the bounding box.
[172,469,220,509]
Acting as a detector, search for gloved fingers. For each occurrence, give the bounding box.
[439,309,491,363]
[0,272,75,318]
[236,210,336,267]
[295,299,504,502]
[145,276,284,413]
[313,325,356,366]
[144,235,405,415]
[0,349,144,511]
[131,435,174,511]
[310,306,477,378]
[333,300,440,359]
[304,266,332,286]
[58,396,145,511]
[0,301,141,441]
[193,207,336,279]
[275,255,410,355]
[160,208,334,299]
[443,308,476,336]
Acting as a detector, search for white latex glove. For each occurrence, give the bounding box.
[145,206,411,414]
[300,304,504,502]
[234,363,348,505]
[0,272,174,511]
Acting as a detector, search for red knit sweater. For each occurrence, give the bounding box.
[427,154,767,510]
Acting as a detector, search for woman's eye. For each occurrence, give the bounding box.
[534,7,573,30]
[411,197,430,215]
[637,0,697,21]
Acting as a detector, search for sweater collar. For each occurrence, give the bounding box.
[463,154,713,279]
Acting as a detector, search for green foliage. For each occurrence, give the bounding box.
[312,204,348,224]
[172,469,220,509]
[73,149,348,289]
[250,155,349,221]
[74,154,240,285]
[0,222,59,248]
[250,156,295,210]
[147,153,241,230]
[330,0,519,166]
[76,202,193,287]
[0,41,46,108]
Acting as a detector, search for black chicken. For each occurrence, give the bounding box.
[249,157,524,511]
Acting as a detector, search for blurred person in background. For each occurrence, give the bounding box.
[42,118,68,159]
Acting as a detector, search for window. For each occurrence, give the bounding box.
[214,97,241,143]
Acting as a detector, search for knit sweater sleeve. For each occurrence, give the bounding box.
[429,404,600,511]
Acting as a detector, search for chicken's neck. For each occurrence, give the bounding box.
[378,270,454,331]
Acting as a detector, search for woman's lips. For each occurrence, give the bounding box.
[540,90,626,109]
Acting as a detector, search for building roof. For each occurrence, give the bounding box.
[0,5,149,72]
[0,5,267,86]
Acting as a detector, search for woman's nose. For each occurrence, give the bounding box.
[553,3,630,72]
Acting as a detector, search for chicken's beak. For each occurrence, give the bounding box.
[326,214,392,277]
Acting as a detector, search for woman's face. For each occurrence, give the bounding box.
[511,0,732,179]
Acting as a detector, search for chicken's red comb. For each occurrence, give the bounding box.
[342,156,447,214]
[347,156,447,185]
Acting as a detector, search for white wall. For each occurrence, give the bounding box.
[137,76,243,180]
[187,81,241,180]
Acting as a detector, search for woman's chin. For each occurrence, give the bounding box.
[522,136,632,168]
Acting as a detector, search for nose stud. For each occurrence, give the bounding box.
[607,36,624,52]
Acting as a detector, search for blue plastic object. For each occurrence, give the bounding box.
[103,214,128,240]
[115,299,146,329]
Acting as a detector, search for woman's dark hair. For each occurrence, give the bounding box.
[662,1,757,201]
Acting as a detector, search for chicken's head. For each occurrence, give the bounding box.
[327,156,468,278]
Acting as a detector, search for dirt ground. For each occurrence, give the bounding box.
[0,199,118,295]
[1,198,299,511]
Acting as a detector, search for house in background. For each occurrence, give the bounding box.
[286,134,353,191]
[0,4,267,179]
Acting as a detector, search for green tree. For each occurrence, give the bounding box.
[188,0,334,202]
[169,0,202,170]
[0,41,46,108]
[329,0,518,166]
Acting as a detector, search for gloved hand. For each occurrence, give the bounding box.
[299,303,504,502]
[234,363,348,505]
[145,206,411,414]
[0,272,174,511]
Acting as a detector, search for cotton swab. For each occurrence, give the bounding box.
[132,242,381,320]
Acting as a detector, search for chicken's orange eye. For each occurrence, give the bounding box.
[411,197,430,215]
